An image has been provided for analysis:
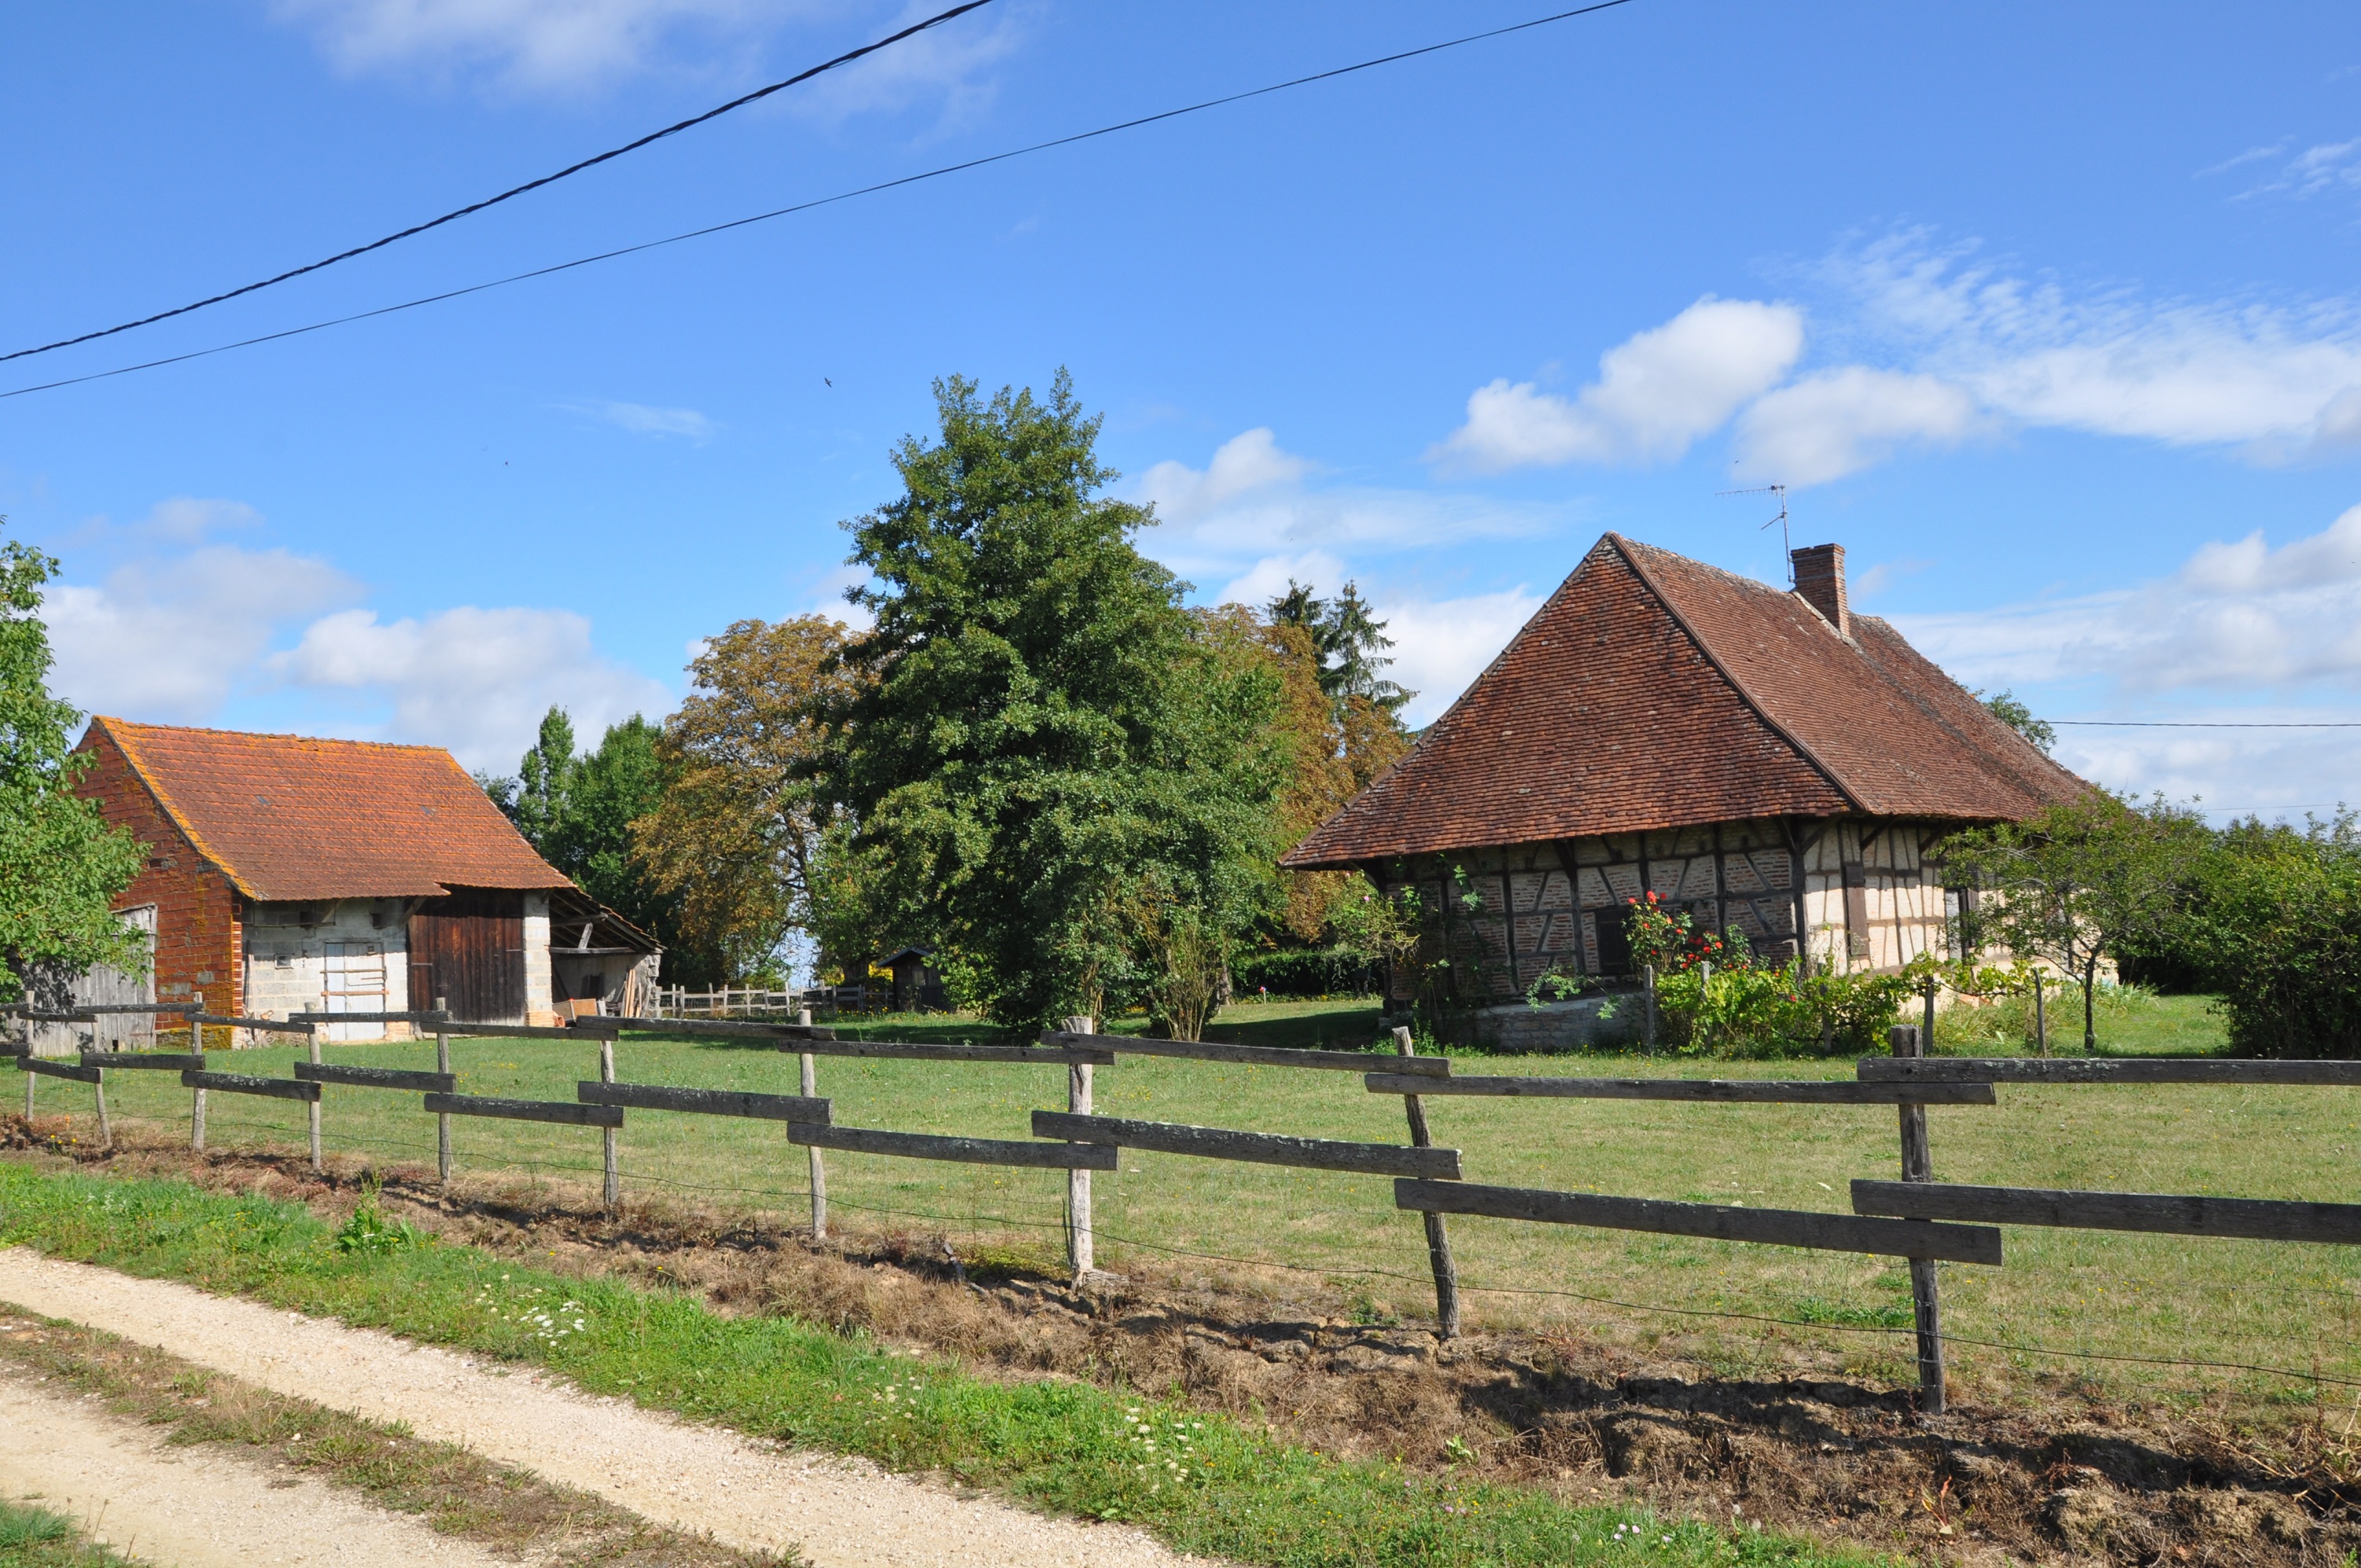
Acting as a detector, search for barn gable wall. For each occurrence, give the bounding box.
[77,721,242,1015]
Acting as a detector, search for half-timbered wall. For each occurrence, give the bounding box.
[1378,815,1952,1003]
[1795,819,1950,973]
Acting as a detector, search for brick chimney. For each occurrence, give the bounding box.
[1790,543,1849,638]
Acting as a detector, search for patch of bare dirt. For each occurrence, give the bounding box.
[26,1122,2361,1566]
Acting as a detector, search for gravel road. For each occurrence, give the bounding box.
[0,1248,1210,1568]
[0,1370,512,1567]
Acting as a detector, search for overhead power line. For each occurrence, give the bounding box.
[2052,720,2361,729]
[0,0,998,366]
[0,0,1641,403]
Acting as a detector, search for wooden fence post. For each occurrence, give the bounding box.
[90,1024,112,1150]
[1063,1014,1095,1277]
[190,991,206,1152]
[1922,977,1938,1055]
[306,1024,323,1174]
[435,996,452,1183]
[1889,1022,1945,1415]
[1391,1025,1461,1337]
[600,1035,620,1210]
[1642,964,1658,1053]
[2032,971,2048,1058]
[798,1007,826,1240]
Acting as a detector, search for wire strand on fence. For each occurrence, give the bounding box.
[65,1108,2361,1393]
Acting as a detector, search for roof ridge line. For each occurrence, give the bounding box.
[98,717,261,899]
[1607,536,1866,815]
[101,716,451,753]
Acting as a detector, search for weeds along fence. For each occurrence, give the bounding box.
[9,1002,2361,1415]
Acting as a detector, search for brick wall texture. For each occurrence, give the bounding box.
[76,723,242,1014]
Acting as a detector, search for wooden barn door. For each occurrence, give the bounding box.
[407,890,526,1024]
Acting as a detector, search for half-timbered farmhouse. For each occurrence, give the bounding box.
[1281,535,2090,1048]
[69,719,661,1040]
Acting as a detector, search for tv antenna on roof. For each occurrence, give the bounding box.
[1718,483,1791,584]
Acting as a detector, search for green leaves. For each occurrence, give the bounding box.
[0,518,146,1003]
[827,375,1288,1031]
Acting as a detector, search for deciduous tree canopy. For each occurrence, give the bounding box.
[823,373,1289,1032]
[0,521,145,1003]
[633,616,864,985]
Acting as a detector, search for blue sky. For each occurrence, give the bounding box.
[6,1,2361,818]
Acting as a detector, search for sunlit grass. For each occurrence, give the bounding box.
[38,988,2361,1407]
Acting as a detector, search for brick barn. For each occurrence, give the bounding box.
[1280,535,2090,1049]
[69,719,661,1040]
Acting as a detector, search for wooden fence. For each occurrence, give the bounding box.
[9,1005,2355,1416]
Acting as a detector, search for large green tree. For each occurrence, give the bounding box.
[823,374,1288,1033]
[0,521,146,1004]
[487,707,672,946]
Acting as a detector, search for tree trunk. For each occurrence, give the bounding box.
[2083,955,2099,1053]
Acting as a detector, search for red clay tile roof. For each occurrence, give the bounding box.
[1283,534,2090,868]
[82,718,571,901]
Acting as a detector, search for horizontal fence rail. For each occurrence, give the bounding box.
[1851,1180,2361,1246]
[422,1093,621,1128]
[577,1082,830,1123]
[604,1015,831,1041]
[788,1123,1116,1169]
[20,1058,102,1084]
[1040,1029,1450,1077]
[294,1063,457,1094]
[190,1013,315,1034]
[289,1010,449,1026]
[1366,1073,1995,1105]
[81,1052,204,1071]
[183,1070,320,1103]
[1859,1057,2361,1086]
[783,1039,1113,1066]
[444,1021,617,1041]
[1034,1110,1461,1180]
[1396,1179,2006,1265]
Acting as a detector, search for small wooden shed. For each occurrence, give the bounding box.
[1281,535,2090,1047]
[69,719,659,1037]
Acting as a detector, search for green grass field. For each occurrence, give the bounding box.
[33,990,2361,1407]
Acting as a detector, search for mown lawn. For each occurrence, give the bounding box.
[35,989,2361,1406]
[0,1160,1879,1568]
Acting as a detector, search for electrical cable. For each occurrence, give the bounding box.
[2051,720,2361,728]
[0,0,1640,403]
[0,0,997,366]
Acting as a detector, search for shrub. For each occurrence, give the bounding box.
[2184,819,2361,1058]
[1232,946,1384,998]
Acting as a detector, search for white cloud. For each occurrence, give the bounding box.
[43,545,360,720]
[1210,551,1349,610]
[1899,503,2361,695]
[267,605,672,771]
[1431,297,1804,473]
[579,399,717,441]
[273,0,805,90]
[272,0,1022,104]
[2240,138,2361,201]
[785,0,1027,127]
[1890,505,2361,817]
[1829,236,2361,458]
[39,497,669,771]
[1136,428,1313,525]
[138,497,263,542]
[1734,366,1982,486]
